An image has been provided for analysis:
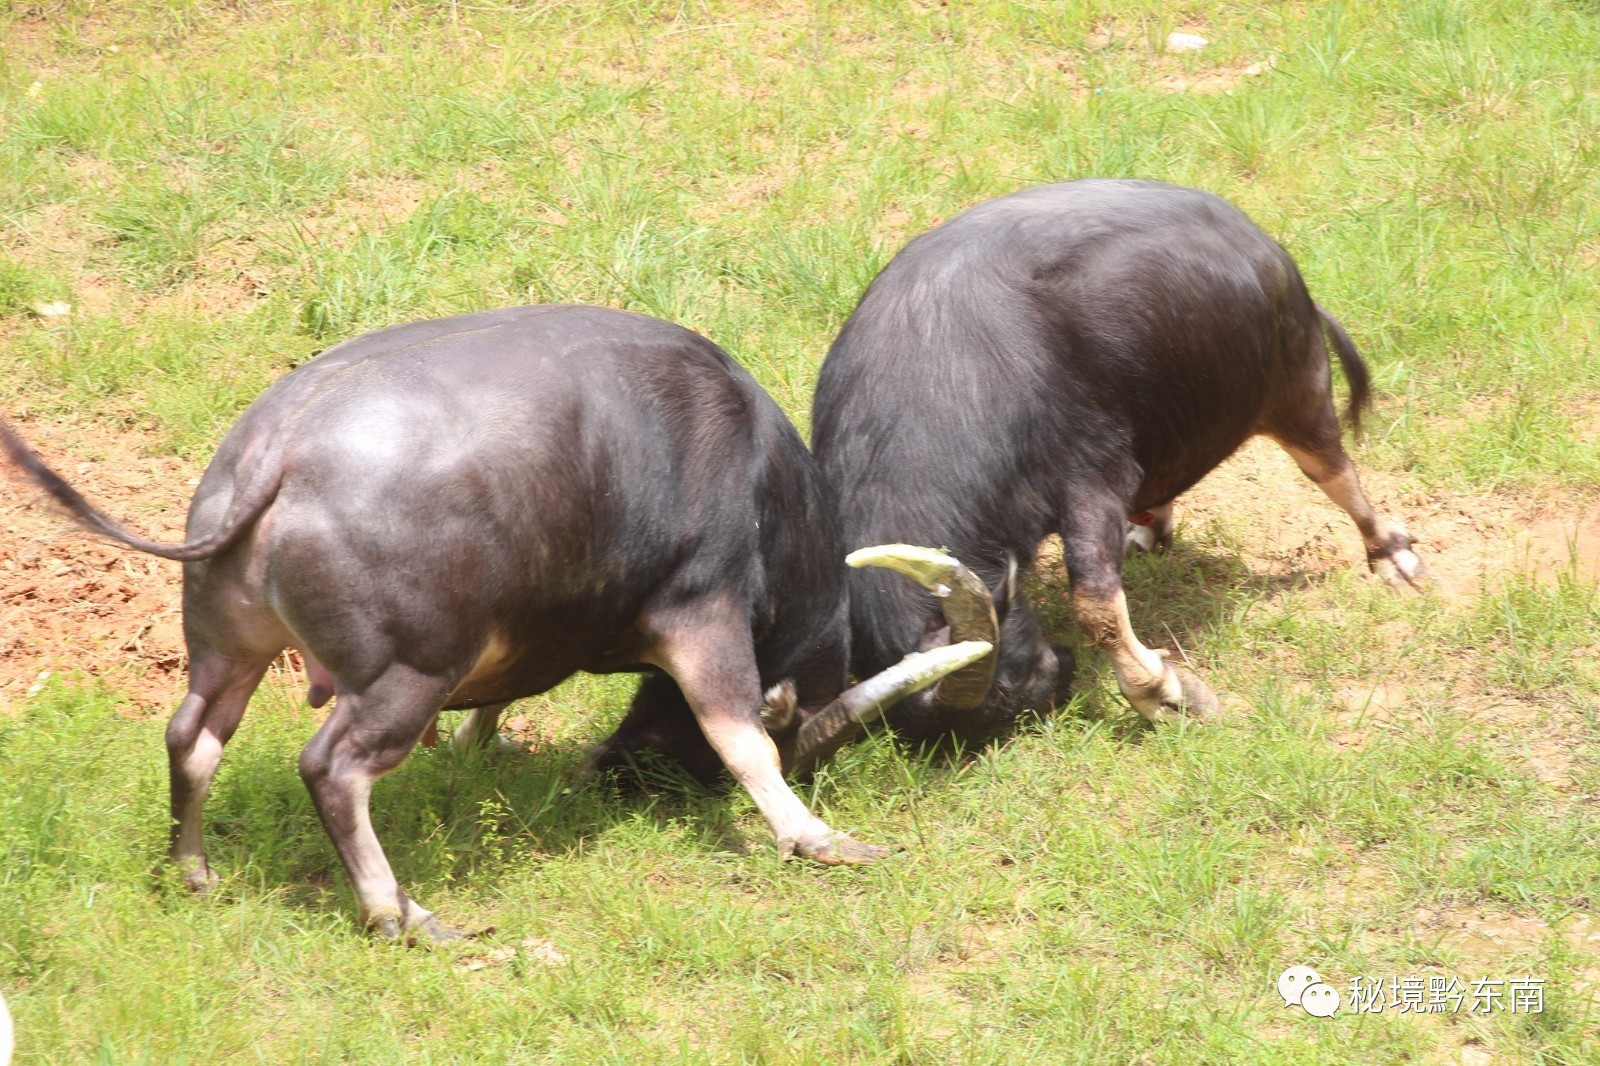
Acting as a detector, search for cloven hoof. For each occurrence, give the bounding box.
[1167,662,1221,720]
[790,833,899,866]
[370,913,467,945]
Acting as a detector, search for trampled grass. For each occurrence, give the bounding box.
[0,1,1597,1062]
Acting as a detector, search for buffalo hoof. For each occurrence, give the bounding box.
[790,833,897,866]
[1164,662,1220,720]
[1123,523,1164,556]
[370,915,405,941]
[170,860,219,895]
[1372,549,1433,593]
[1367,523,1433,593]
[369,912,466,945]
[408,915,467,945]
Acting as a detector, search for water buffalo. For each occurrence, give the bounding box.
[812,179,1429,742]
[1,305,993,941]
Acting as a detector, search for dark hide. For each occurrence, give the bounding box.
[812,179,1384,742]
[187,306,851,746]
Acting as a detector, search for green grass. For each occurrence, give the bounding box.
[1,1,1598,1062]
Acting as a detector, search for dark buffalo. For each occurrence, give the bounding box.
[1,305,992,940]
[812,179,1428,742]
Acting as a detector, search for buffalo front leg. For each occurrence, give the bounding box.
[297,666,459,941]
[1063,502,1218,722]
[166,644,274,891]
[648,603,891,865]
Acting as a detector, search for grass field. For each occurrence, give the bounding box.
[1,1,1598,1062]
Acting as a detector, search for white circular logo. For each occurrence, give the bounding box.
[1277,965,1322,1007]
[1301,982,1341,1017]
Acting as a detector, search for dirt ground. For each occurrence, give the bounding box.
[1180,437,1600,598]
[2,419,1597,717]
[1,414,197,712]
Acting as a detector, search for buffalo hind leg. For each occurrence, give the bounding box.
[1063,499,1218,722]
[451,702,510,750]
[417,702,508,750]
[648,603,890,864]
[166,643,275,891]
[297,665,458,941]
[1276,440,1430,590]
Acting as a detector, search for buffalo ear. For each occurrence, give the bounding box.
[761,681,799,734]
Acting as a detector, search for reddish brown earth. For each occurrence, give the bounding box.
[1,414,197,714]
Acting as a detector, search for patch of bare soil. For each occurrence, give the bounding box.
[0,414,198,714]
[306,175,431,242]
[1413,906,1600,1000]
[1,200,102,264]
[1326,683,1593,793]
[1178,438,1600,600]
[1156,58,1275,95]
[903,917,1021,1042]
